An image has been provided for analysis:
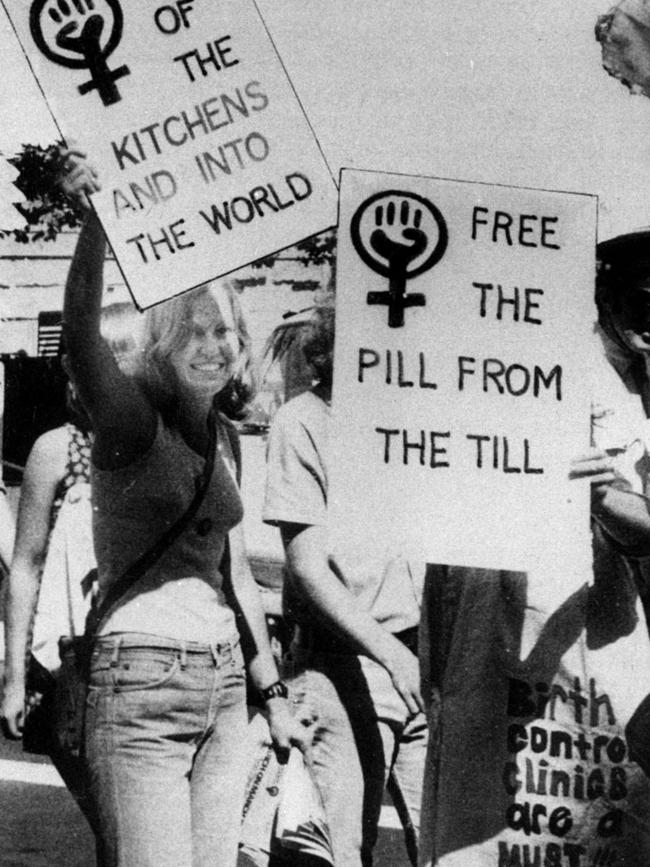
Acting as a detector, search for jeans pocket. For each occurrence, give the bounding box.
[95,652,181,693]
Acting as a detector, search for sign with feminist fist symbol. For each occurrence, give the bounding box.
[350,190,448,327]
[30,0,130,106]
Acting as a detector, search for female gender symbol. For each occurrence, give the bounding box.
[30,0,130,106]
[350,190,448,327]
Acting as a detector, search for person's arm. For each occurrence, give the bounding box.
[280,522,423,716]
[60,153,156,468]
[225,523,305,759]
[1,430,67,738]
[0,489,15,577]
[570,448,650,554]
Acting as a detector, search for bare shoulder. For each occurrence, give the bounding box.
[24,426,70,482]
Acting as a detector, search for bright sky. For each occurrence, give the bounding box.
[0,0,649,240]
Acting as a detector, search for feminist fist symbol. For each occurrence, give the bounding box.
[351,190,448,327]
[30,0,130,106]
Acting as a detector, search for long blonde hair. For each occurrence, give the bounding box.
[133,281,255,421]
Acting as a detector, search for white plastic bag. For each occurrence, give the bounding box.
[238,712,334,867]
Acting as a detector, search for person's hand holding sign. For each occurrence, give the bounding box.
[570,446,650,556]
[569,447,618,498]
[59,147,101,212]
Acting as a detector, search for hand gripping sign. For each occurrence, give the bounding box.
[330,168,597,573]
[4,0,337,308]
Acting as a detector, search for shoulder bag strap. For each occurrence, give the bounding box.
[217,417,242,579]
[88,406,219,636]
[220,415,242,484]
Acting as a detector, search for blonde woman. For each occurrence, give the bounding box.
[61,153,301,867]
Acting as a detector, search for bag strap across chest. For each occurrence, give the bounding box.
[88,407,233,635]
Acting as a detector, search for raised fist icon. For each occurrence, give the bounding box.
[370,198,429,275]
[48,0,106,56]
[351,190,448,327]
[30,0,130,106]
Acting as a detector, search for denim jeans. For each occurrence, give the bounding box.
[286,650,428,867]
[85,632,247,867]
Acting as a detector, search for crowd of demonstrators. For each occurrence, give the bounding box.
[1,303,139,861]
[3,144,650,867]
[53,152,302,867]
[263,301,428,867]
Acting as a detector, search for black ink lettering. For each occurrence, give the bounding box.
[458,356,476,391]
[590,679,616,727]
[376,427,399,463]
[419,352,437,389]
[112,134,139,170]
[541,216,560,249]
[466,433,491,468]
[429,431,450,468]
[358,348,380,383]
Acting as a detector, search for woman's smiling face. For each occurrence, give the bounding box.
[169,290,240,399]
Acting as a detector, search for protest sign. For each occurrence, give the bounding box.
[2,0,337,308]
[418,564,650,867]
[330,169,597,573]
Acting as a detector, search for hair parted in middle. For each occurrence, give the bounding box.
[133,280,256,421]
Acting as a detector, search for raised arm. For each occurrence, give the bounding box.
[264,401,423,715]
[0,489,15,578]
[61,155,156,468]
[225,522,306,759]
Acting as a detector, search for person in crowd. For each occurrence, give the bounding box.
[418,229,650,866]
[1,303,139,862]
[587,228,650,775]
[263,298,427,867]
[59,152,301,867]
[571,228,650,567]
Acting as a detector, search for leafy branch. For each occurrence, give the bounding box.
[252,227,337,269]
[0,142,83,243]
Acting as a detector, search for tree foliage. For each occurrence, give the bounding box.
[0,142,83,243]
[252,227,337,269]
[0,142,338,268]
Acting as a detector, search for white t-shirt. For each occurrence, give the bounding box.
[263,389,423,635]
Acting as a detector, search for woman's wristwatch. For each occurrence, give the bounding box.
[260,680,288,702]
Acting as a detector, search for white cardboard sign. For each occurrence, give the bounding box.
[4,0,337,308]
[330,169,597,572]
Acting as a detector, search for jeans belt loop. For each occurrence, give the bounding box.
[109,636,122,667]
[219,640,231,664]
[180,643,188,670]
